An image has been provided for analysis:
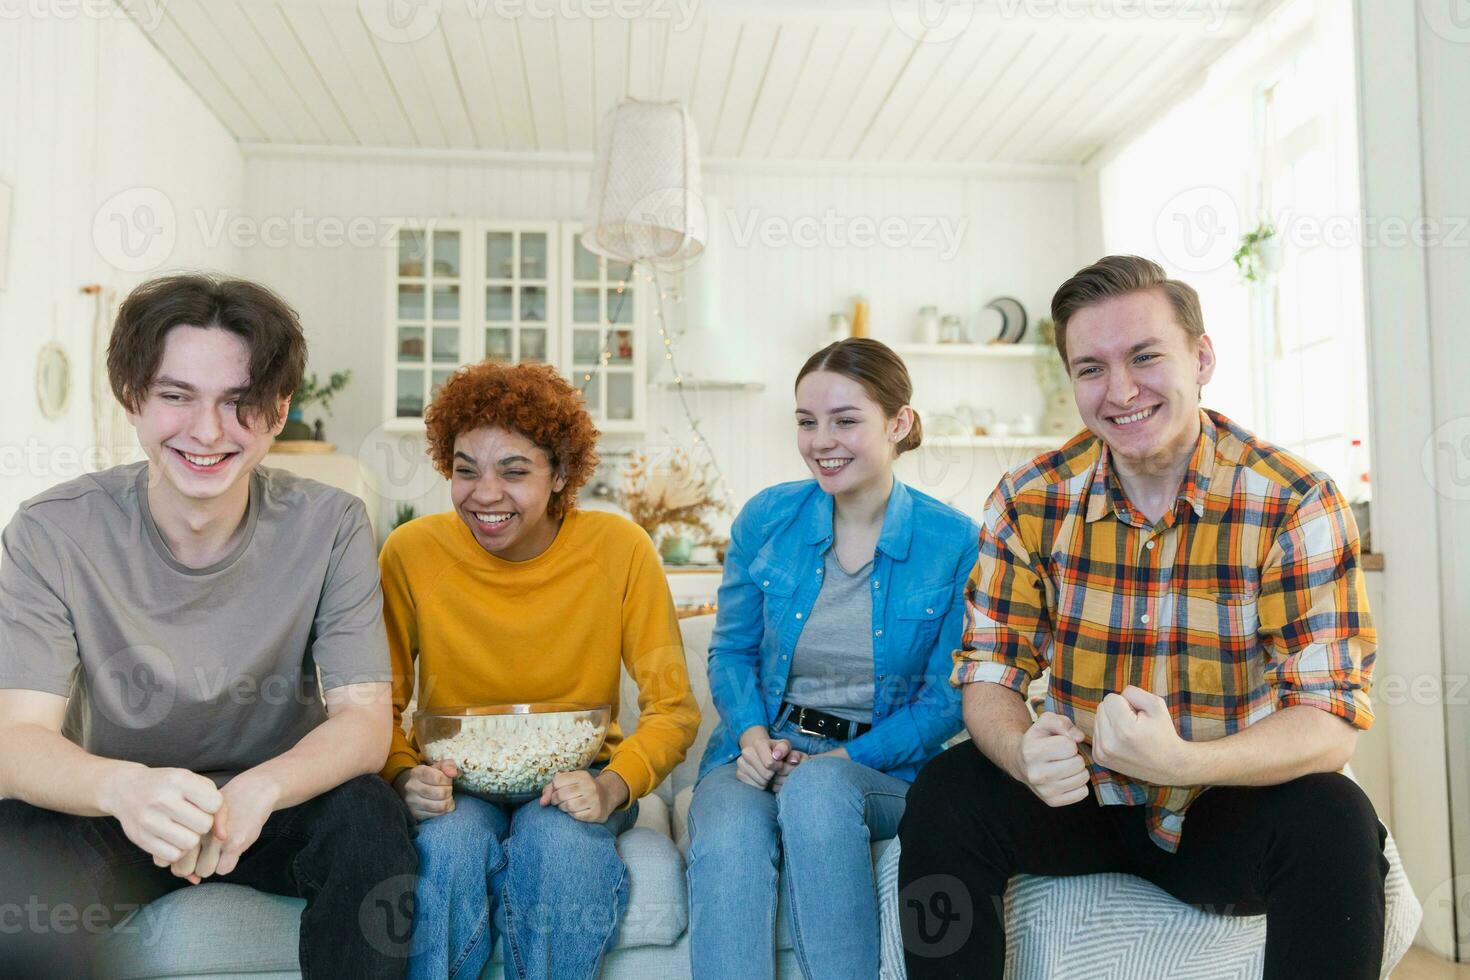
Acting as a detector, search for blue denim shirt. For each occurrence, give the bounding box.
[698,478,980,784]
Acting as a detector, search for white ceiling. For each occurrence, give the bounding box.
[117,0,1272,166]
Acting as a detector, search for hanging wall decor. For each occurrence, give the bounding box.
[35,343,71,420]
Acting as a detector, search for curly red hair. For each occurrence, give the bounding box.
[424,362,600,520]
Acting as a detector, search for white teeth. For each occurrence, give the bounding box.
[818,459,849,470]
[1111,407,1155,426]
[181,452,227,466]
[474,512,512,525]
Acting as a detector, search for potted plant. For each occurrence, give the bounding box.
[618,449,727,564]
[1233,223,1282,283]
[280,370,351,441]
[1035,318,1081,436]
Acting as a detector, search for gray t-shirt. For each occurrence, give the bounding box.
[0,462,390,785]
[785,548,876,724]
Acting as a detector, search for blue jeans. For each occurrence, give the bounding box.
[686,715,911,980]
[409,787,636,980]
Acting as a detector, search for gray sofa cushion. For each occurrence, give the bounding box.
[603,825,688,949]
[97,884,301,979]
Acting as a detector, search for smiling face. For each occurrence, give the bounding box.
[795,370,911,497]
[126,325,286,508]
[449,425,567,562]
[1065,288,1216,471]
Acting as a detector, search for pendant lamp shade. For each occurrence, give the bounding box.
[581,99,706,268]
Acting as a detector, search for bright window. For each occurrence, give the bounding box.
[1095,0,1370,498]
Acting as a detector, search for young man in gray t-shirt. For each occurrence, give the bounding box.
[0,275,416,977]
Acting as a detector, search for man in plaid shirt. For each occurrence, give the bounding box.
[898,256,1387,979]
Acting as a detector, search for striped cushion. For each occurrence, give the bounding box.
[876,832,1421,979]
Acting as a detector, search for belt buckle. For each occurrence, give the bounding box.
[794,708,825,738]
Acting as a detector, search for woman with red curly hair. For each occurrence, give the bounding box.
[377,362,699,980]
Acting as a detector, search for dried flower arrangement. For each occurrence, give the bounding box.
[619,449,728,542]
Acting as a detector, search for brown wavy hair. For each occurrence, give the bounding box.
[424,362,600,520]
[1050,255,1205,365]
[107,274,307,429]
[795,338,923,455]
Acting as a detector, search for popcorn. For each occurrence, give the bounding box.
[424,714,605,797]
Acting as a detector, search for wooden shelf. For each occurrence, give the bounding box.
[895,343,1052,360]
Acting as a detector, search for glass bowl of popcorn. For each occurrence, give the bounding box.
[414,702,612,804]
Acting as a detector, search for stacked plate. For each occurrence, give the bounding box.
[980,296,1028,344]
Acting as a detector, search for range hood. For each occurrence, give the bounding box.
[657,193,761,390]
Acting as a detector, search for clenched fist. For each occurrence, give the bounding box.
[393,760,459,821]
[1092,685,1188,786]
[1011,712,1090,808]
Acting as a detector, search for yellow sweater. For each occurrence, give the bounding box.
[379,508,699,803]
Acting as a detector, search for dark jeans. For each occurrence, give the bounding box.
[0,774,418,979]
[898,741,1389,980]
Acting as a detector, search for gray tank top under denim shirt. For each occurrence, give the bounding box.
[785,548,876,723]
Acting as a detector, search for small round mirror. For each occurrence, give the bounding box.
[36,343,71,420]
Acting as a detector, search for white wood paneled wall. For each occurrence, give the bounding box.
[0,11,243,525]
[240,148,1084,532]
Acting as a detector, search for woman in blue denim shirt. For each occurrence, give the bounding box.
[687,339,979,979]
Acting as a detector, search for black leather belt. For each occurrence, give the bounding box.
[779,701,871,741]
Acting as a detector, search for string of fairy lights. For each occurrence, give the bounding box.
[575,260,734,505]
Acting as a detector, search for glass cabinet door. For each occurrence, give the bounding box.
[564,229,641,429]
[393,226,463,418]
[484,227,555,366]
[387,220,636,431]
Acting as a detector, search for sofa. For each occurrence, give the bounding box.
[97,613,1421,979]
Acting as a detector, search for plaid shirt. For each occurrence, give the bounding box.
[953,410,1375,851]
